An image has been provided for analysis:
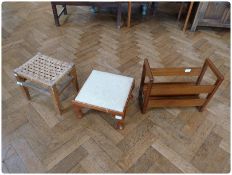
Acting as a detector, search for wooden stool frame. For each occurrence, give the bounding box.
[139,58,224,113]
[14,65,79,115]
[72,80,135,129]
[14,53,79,115]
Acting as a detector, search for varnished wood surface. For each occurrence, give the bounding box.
[2,2,230,173]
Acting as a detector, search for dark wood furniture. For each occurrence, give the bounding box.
[14,53,79,115]
[191,2,230,31]
[138,58,224,114]
[51,2,123,28]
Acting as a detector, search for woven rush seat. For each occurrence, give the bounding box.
[14,53,74,86]
[13,53,79,114]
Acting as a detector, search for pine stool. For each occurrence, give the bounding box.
[72,70,134,129]
[13,53,79,114]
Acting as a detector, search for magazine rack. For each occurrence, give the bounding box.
[139,58,224,113]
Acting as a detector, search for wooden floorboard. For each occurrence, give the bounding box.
[2,2,230,173]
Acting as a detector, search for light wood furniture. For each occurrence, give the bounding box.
[3,3,230,173]
[72,70,134,129]
[182,2,194,32]
[191,2,230,31]
[127,2,132,28]
[13,53,79,114]
[139,58,224,114]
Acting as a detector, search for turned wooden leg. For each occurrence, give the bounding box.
[72,102,83,119]
[14,74,31,100]
[50,85,62,114]
[115,119,124,130]
[70,66,79,92]
[114,115,124,130]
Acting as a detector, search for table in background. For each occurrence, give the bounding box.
[51,2,124,28]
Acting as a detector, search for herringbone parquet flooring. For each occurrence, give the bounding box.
[2,2,230,173]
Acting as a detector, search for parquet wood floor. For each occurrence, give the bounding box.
[2,2,230,173]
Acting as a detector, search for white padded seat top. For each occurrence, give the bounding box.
[75,70,134,112]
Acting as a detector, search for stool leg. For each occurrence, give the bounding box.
[115,116,125,130]
[14,74,31,100]
[72,102,83,119]
[50,85,62,114]
[70,66,79,92]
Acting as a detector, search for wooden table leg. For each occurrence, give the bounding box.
[70,66,79,92]
[63,4,67,15]
[183,2,194,32]
[14,74,31,100]
[51,3,60,26]
[116,3,122,29]
[50,85,62,114]
[151,2,158,16]
[72,101,83,119]
[177,2,185,22]
[127,2,132,28]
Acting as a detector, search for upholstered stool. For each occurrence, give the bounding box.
[72,70,134,129]
[13,53,79,114]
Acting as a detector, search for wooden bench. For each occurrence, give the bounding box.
[138,58,224,113]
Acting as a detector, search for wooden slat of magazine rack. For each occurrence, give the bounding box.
[151,67,202,76]
[143,83,215,96]
[148,98,205,107]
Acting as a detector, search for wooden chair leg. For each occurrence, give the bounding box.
[70,66,79,92]
[72,101,83,119]
[14,74,31,100]
[50,85,62,114]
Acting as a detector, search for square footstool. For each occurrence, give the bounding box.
[72,70,135,129]
[13,53,79,114]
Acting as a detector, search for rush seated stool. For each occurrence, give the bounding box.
[72,70,134,129]
[13,53,79,114]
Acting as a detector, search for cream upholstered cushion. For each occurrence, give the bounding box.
[75,70,134,112]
